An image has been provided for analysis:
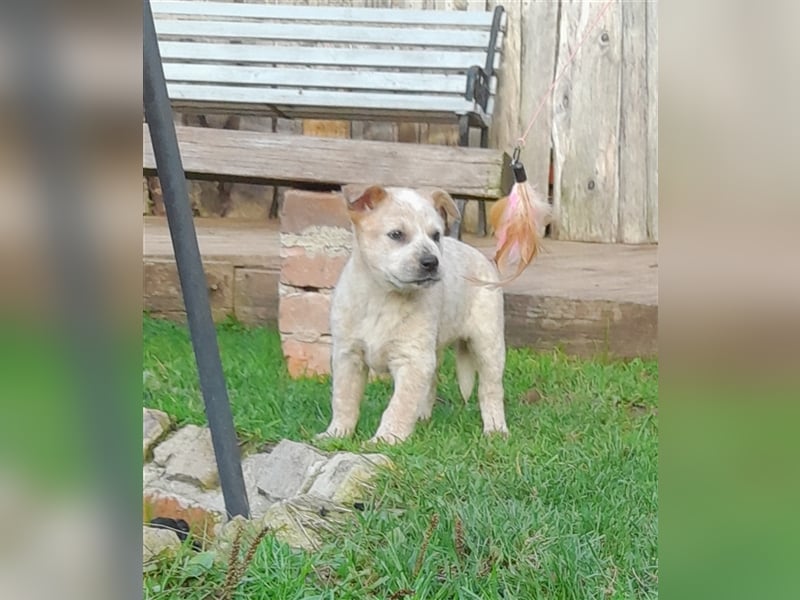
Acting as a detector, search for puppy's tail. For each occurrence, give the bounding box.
[455,341,476,402]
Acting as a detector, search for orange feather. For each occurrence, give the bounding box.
[489,181,552,285]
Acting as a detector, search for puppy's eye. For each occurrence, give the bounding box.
[432,231,441,243]
[387,229,405,242]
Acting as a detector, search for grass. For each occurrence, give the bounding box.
[143,315,658,599]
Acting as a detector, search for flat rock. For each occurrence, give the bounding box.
[255,439,326,502]
[307,452,393,505]
[153,425,219,490]
[260,496,336,552]
[143,408,171,461]
[143,526,181,564]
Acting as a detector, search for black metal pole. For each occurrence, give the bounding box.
[142,0,249,519]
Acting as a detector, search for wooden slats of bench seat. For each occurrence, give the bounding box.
[150,1,505,125]
[143,124,512,200]
[153,1,499,27]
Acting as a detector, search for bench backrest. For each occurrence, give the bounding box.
[151,1,506,127]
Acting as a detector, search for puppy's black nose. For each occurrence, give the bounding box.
[420,254,439,272]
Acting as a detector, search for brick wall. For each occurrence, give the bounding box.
[279,190,352,378]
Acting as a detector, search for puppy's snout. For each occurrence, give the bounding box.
[420,254,439,272]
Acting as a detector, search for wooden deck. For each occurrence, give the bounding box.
[144,216,657,358]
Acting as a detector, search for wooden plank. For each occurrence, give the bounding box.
[158,42,500,71]
[144,259,235,323]
[142,124,512,199]
[302,119,351,138]
[504,293,657,358]
[551,0,622,242]
[170,102,485,125]
[617,0,649,243]
[646,0,658,242]
[162,64,495,95]
[151,1,498,26]
[165,83,483,118]
[234,268,279,327]
[516,0,559,200]
[487,0,521,157]
[155,19,495,48]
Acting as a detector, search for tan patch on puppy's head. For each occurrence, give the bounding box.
[340,185,449,292]
[341,184,387,222]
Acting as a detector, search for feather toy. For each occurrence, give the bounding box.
[485,156,552,285]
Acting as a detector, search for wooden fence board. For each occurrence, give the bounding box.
[552,0,622,242]
[517,0,560,199]
[646,0,659,242]
[618,0,649,243]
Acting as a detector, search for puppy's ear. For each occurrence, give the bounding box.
[427,189,460,234]
[341,184,387,216]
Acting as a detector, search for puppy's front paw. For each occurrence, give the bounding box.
[316,423,355,440]
[367,429,407,446]
[483,423,509,437]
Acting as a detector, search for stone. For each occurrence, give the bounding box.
[255,440,326,502]
[153,425,219,490]
[280,190,351,233]
[143,408,171,461]
[259,499,327,552]
[278,291,332,337]
[280,336,332,378]
[143,526,181,564]
[307,452,393,505]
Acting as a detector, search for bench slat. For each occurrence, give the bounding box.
[166,83,483,117]
[151,1,500,28]
[159,42,500,71]
[163,64,498,96]
[155,20,496,49]
[143,124,511,199]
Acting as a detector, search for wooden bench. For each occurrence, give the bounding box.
[144,1,511,237]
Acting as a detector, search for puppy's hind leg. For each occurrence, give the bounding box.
[455,340,476,402]
[318,346,367,439]
[470,334,508,436]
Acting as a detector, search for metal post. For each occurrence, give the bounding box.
[142,0,249,519]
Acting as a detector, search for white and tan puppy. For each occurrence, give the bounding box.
[319,185,507,444]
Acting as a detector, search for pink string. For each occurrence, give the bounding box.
[516,0,616,149]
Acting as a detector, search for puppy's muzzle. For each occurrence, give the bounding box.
[419,254,439,274]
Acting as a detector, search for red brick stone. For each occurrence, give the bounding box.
[280,190,350,233]
[143,491,222,542]
[281,247,349,289]
[279,291,331,337]
[281,337,332,378]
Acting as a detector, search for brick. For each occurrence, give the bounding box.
[144,259,234,322]
[143,490,222,541]
[280,246,348,289]
[234,267,279,326]
[279,291,331,337]
[280,190,351,233]
[281,336,332,378]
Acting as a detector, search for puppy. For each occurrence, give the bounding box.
[318,185,508,444]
